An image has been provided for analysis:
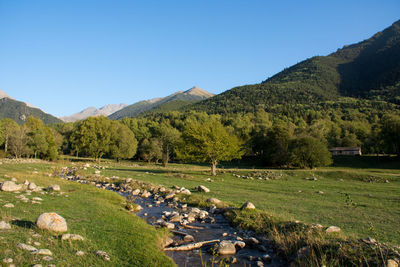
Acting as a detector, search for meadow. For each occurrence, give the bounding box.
[0,156,399,266]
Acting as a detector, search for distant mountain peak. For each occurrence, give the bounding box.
[108,86,215,119]
[61,103,127,122]
[0,89,14,100]
[184,86,215,97]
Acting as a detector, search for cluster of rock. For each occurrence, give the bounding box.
[233,171,285,181]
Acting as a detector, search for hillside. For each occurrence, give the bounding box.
[190,20,400,114]
[0,97,62,125]
[109,86,214,119]
[61,103,127,122]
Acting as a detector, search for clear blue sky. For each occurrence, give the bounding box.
[0,0,399,117]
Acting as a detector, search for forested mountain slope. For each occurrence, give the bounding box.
[190,20,400,114]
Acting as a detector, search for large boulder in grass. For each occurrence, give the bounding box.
[218,241,236,255]
[197,185,210,193]
[241,202,256,210]
[0,181,23,192]
[36,213,67,232]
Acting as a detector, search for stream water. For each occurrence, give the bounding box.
[134,195,285,267]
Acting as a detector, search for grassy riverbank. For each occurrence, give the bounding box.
[0,161,175,267]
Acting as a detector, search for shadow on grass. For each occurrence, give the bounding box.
[12,220,35,229]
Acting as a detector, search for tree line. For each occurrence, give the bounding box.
[0,110,399,174]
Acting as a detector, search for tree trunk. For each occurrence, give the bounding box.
[211,160,217,176]
[4,138,8,153]
[162,148,169,167]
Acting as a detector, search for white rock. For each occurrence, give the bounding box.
[0,221,11,230]
[48,185,60,191]
[76,250,85,256]
[207,198,221,204]
[34,249,52,256]
[42,256,54,261]
[197,185,210,193]
[241,202,256,209]
[2,258,13,263]
[36,212,67,232]
[17,243,37,252]
[0,181,22,192]
[218,241,236,255]
[61,234,84,241]
[325,226,341,233]
[3,203,14,208]
[32,197,43,201]
[180,189,191,195]
[96,250,110,261]
[28,182,37,190]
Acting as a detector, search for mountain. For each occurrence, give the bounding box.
[190,20,400,114]
[109,86,214,119]
[0,90,62,125]
[61,103,127,122]
[0,90,14,100]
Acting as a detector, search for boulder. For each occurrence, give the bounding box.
[1,181,22,192]
[28,182,37,190]
[206,198,221,204]
[218,241,236,255]
[325,226,341,233]
[0,221,11,230]
[61,234,84,241]
[35,249,52,256]
[36,213,67,232]
[183,235,195,243]
[76,251,85,256]
[197,185,210,193]
[96,250,110,261]
[169,214,182,223]
[48,185,60,191]
[241,202,256,210]
[163,237,174,247]
[17,243,37,252]
[387,259,398,267]
[165,193,176,200]
[180,189,191,195]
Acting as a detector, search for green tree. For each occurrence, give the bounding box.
[154,122,181,167]
[109,121,138,161]
[139,138,163,163]
[289,136,332,169]
[25,116,49,159]
[0,118,19,153]
[380,114,400,155]
[177,117,243,175]
[8,124,29,158]
[70,116,112,161]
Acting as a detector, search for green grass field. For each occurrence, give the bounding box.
[0,162,174,267]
